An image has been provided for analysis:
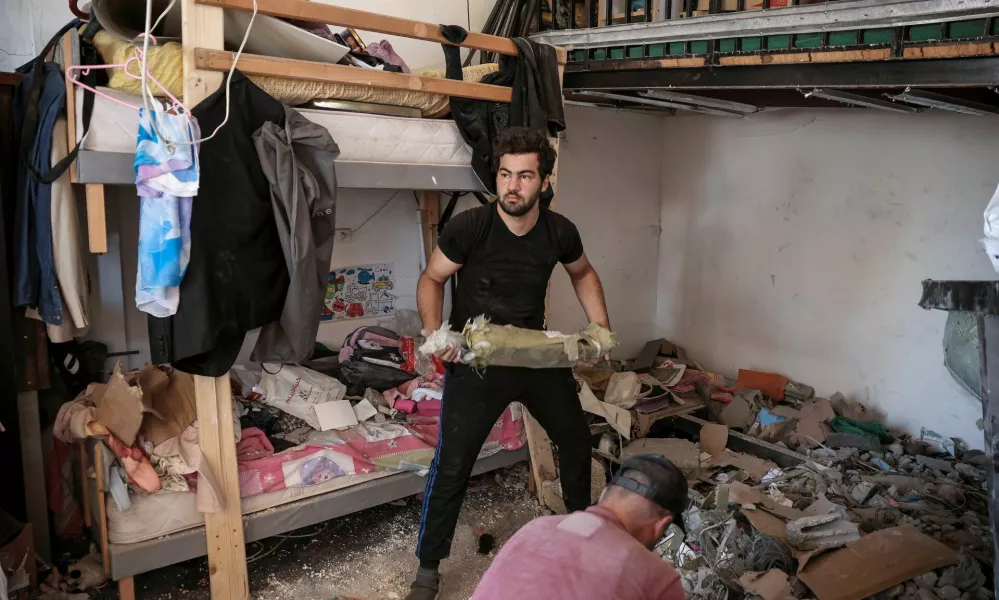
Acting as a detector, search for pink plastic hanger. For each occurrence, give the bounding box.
[66,34,187,113]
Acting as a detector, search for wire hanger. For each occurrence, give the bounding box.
[139,0,258,147]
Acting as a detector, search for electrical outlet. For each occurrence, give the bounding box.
[336,228,353,242]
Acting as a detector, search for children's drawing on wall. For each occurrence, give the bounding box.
[320,263,397,322]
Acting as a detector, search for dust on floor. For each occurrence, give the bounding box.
[94,464,538,600]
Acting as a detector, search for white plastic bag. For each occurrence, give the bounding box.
[260,364,347,430]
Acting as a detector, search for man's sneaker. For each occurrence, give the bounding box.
[403,569,440,600]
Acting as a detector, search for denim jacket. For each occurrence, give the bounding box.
[12,62,67,325]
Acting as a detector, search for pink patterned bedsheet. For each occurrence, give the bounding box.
[232,403,525,498]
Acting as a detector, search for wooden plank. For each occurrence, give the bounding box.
[196,374,249,600]
[93,443,110,575]
[719,48,891,66]
[524,413,558,499]
[531,48,567,504]
[79,442,91,528]
[62,32,78,183]
[118,577,136,600]
[17,391,51,560]
[418,192,440,262]
[184,1,249,598]
[196,0,519,56]
[84,184,108,253]
[195,49,514,103]
[903,42,997,59]
[183,0,225,106]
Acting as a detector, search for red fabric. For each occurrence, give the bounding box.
[416,399,442,418]
[236,427,274,461]
[737,369,789,400]
[106,434,161,493]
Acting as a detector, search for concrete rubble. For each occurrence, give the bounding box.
[573,343,993,600]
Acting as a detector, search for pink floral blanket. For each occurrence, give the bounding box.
[218,403,525,498]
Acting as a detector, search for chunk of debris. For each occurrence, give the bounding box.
[786,514,860,551]
[739,569,791,600]
[915,455,954,474]
[825,432,881,453]
[851,481,875,504]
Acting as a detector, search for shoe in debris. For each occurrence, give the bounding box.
[404,569,441,600]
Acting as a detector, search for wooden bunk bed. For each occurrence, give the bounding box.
[59,2,569,598]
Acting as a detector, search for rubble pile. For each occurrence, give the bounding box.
[607,355,993,600]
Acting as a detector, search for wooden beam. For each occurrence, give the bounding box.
[419,192,440,263]
[196,0,520,57]
[530,47,568,505]
[62,32,78,184]
[78,442,91,528]
[195,375,249,600]
[524,413,558,501]
[84,184,108,254]
[118,576,136,600]
[18,391,51,560]
[184,1,249,598]
[195,49,514,103]
[93,443,110,575]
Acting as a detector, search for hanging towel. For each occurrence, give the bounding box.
[134,108,199,317]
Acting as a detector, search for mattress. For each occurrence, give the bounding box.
[106,470,395,545]
[77,87,473,166]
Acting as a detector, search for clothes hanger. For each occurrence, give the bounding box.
[66,35,186,113]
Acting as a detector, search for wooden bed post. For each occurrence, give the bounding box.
[182,1,250,599]
[528,47,569,507]
[62,30,109,253]
[419,191,441,262]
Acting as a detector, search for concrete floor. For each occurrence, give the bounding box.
[95,463,538,600]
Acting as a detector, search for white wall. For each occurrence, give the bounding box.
[549,105,664,359]
[656,109,996,449]
[0,0,67,72]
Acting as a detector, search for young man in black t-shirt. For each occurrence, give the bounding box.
[406,127,611,600]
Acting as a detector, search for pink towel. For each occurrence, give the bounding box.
[395,398,417,414]
[416,399,442,418]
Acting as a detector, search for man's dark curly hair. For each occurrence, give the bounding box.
[492,127,557,178]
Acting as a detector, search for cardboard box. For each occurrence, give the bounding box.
[0,523,36,600]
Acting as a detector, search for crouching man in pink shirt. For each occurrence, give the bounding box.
[470,454,688,600]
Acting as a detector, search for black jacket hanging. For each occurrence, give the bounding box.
[147,72,289,376]
[440,26,565,203]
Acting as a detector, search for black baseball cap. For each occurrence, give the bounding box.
[610,454,689,532]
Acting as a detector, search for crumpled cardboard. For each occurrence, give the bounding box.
[578,379,631,439]
[699,423,728,457]
[719,395,756,430]
[729,481,803,521]
[93,363,162,446]
[622,438,701,472]
[738,570,790,600]
[138,365,197,446]
[799,525,957,600]
[604,372,641,409]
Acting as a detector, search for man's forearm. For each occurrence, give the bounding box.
[417,272,446,331]
[572,269,610,329]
